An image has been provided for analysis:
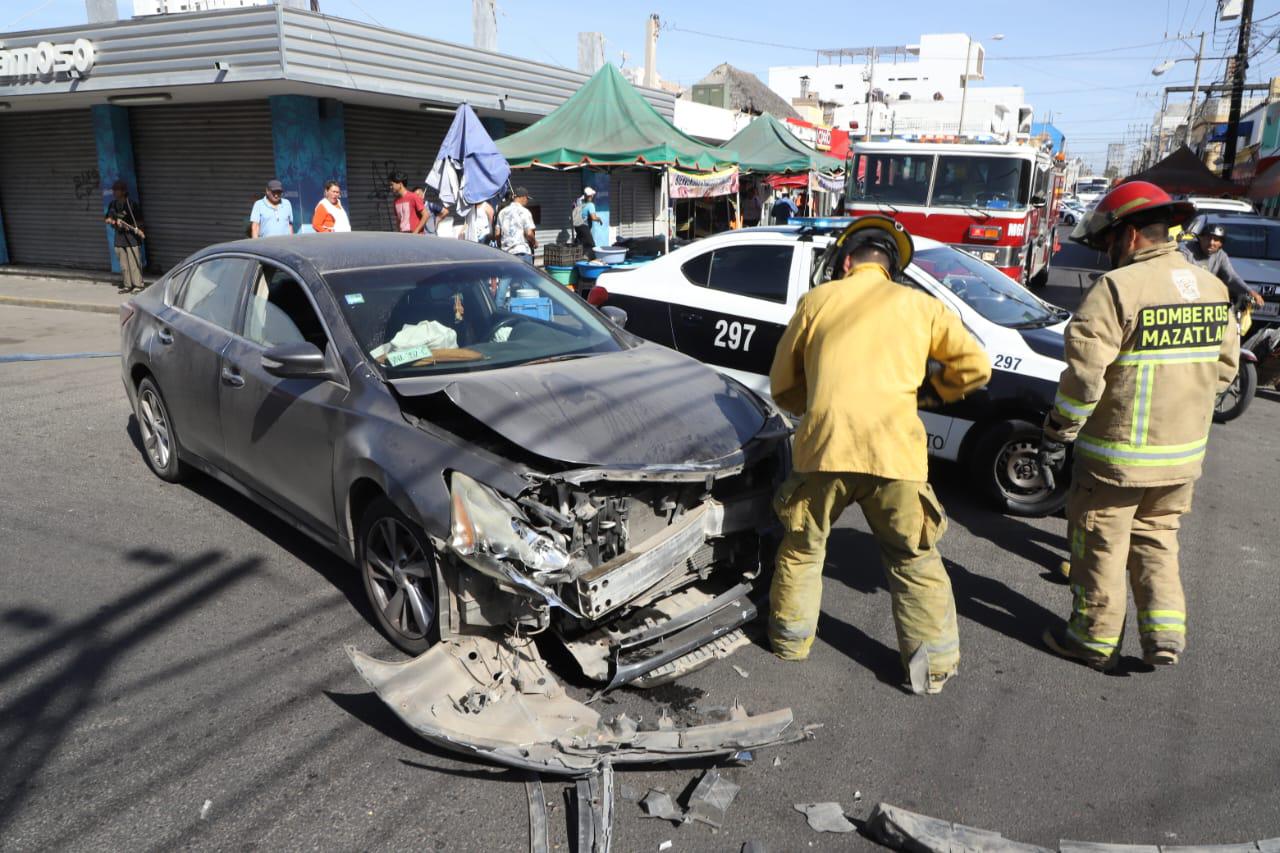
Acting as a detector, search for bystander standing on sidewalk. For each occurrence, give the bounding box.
[311,180,351,233]
[390,174,426,234]
[104,180,145,293]
[250,179,294,238]
[497,188,537,263]
[463,198,495,243]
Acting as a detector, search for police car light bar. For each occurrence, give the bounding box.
[790,217,856,233]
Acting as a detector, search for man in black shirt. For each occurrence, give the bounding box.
[104,180,145,293]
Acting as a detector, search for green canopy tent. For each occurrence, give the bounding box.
[719,113,844,221]
[497,63,738,251]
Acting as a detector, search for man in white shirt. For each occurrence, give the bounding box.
[497,188,537,264]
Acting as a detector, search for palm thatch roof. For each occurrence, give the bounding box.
[694,63,799,120]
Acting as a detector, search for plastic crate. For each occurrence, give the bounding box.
[509,296,554,321]
[543,244,584,266]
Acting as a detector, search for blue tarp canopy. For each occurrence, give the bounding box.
[426,103,511,210]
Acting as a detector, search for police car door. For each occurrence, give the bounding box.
[669,238,800,396]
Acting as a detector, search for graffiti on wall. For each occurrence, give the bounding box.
[72,168,100,212]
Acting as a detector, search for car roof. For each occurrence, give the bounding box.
[734,224,944,250]
[1198,211,1277,224]
[188,232,508,274]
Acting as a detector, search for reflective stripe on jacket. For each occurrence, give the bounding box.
[1047,242,1240,486]
[770,262,991,480]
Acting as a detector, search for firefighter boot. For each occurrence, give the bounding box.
[1128,481,1194,666]
[768,473,854,660]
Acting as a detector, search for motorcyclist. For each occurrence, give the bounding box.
[1180,223,1264,309]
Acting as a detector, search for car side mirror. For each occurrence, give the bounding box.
[601,305,629,329]
[1031,193,1048,207]
[262,342,330,379]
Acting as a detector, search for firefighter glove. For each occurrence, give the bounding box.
[1037,436,1067,491]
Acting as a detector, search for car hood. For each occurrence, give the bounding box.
[1018,324,1067,362]
[388,344,768,467]
[1231,257,1280,286]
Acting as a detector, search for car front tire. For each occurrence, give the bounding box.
[135,376,188,483]
[970,419,1069,517]
[358,497,440,655]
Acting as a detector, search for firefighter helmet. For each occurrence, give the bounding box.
[1070,181,1194,249]
[832,214,915,277]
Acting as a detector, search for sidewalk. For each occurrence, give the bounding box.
[0,269,139,315]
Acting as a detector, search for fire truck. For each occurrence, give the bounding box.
[843,139,1064,287]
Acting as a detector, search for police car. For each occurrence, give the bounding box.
[589,219,1073,516]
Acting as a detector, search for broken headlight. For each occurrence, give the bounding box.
[449,471,571,579]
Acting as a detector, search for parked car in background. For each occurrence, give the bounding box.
[1187,196,1256,215]
[1059,197,1085,226]
[1186,212,1280,326]
[591,220,1074,517]
[120,233,790,689]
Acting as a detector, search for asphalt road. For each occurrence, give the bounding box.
[1,251,1278,851]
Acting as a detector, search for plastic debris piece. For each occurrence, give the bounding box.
[199,800,212,820]
[853,790,862,801]
[772,756,782,768]
[639,789,685,825]
[870,803,1052,853]
[658,842,673,851]
[794,802,855,833]
[525,776,549,853]
[733,665,750,678]
[1061,844,1159,853]
[685,769,741,829]
[730,750,753,765]
[741,842,768,853]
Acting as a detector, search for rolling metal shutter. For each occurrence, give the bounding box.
[131,101,275,271]
[0,110,108,270]
[517,170,580,259]
[343,105,451,233]
[612,169,659,239]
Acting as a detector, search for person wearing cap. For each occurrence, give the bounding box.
[497,187,537,264]
[104,179,145,293]
[572,186,602,253]
[767,215,991,695]
[250,179,294,238]
[1038,181,1239,671]
[1179,222,1263,308]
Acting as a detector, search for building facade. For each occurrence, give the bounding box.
[0,6,674,273]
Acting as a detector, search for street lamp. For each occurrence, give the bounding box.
[1151,33,1206,158]
[957,34,1003,138]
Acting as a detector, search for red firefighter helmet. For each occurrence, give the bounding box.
[1070,180,1194,249]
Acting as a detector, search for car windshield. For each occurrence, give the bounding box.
[848,152,934,206]
[327,260,625,375]
[1217,222,1280,261]
[912,246,1065,328]
[932,155,1031,210]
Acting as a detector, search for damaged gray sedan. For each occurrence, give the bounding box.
[121,234,790,692]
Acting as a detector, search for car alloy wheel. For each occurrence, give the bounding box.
[359,500,438,654]
[135,377,187,483]
[971,419,1067,517]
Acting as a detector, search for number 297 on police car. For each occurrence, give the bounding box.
[714,319,757,351]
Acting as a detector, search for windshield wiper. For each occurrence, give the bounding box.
[523,353,594,366]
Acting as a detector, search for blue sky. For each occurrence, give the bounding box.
[8,0,1280,171]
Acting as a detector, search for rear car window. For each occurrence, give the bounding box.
[680,244,793,303]
[176,257,252,331]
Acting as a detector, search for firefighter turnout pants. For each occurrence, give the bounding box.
[768,472,960,689]
[1061,467,1193,664]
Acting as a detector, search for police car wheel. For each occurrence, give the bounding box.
[1213,360,1256,423]
[970,419,1069,518]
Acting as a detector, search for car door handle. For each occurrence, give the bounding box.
[157,328,174,345]
[220,366,245,388]
[678,310,704,324]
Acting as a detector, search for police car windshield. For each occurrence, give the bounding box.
[326,260,624,375]
[912,246,1062,328]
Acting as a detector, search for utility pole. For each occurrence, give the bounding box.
[957,39,973,137]
[1187,32,1205,153]
[643,13,659,89]
[864,50,876,140]
[1221,0,1254,180]
[1155,88,1170,161]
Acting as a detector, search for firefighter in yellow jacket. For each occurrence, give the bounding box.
[1039,181,1239,670]
[768,215,991,695]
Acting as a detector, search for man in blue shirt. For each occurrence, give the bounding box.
[572,186,602,252]
[770,192,797,224]
[250,179,294,238]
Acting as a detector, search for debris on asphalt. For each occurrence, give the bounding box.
[524,776,549,853]
[1059,844,1158,853]
[199,799,212,820]
[684,769,741,829]
[773,756,782,768]
[794,802,855,833]
[733,665,751,678]
[854,790,863,802]
[658,842,673,851]
[572,761,614,853]
[741,842,768,853]
[639,789,686,825]
[869,802,1051,853]
[730,750,754,765]
[618,784,641,803]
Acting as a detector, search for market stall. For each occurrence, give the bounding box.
[496,64,737,258]
[717,113,844,223]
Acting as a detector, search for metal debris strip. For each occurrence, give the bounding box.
[524,776,549,853]
[573,761,614,853]
[869,802,1050,852]
[794,802,856,834]
[685,769,741,829]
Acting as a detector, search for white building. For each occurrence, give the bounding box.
[133,0,270,16]
[768,33,1031,139]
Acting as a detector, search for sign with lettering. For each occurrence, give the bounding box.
[669,166,739,199]
[1135,303,1229,350]
[0,39,96,82]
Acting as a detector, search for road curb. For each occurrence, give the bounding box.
[0,294,120,315]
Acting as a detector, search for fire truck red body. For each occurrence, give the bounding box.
[844,139,1063,286]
